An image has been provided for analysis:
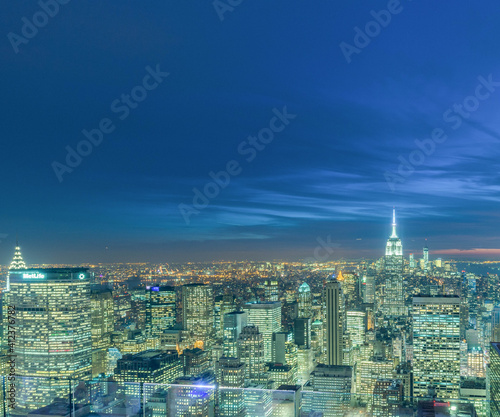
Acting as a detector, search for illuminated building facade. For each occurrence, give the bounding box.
[223,311,247,358]
[7,268,92,412]
[413,295,461,399]
[384,208,405,316]
[237,325,267,385]
[244,302,281,362]
[182,283,214,350]
[90,287,113,377]
[146,286,176,337]
[298,282,312,318]
[216,357,245,417]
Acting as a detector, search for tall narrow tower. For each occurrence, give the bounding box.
[384,208,405,316]
[326,279,343,366]
[7,241,27,291]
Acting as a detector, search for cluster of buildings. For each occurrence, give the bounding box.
[1,211,500,415]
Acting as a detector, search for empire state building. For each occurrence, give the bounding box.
[383,209,405,316]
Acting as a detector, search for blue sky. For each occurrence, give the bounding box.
[2,0,500,263]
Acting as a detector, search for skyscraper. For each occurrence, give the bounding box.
[490,342,500,416]
[223,311,247,358]
[423,242,429,271]
[182,283,214,350]
[216,357,245,417]
[8,268,92,412]
[237,325,266,385]
[412,295,461,399]
[90,287,114,377]
[146,286,176,337]
[244,301,281,362]
[326,280,343,366]
[298,282,312,318]
[384,208,405,316]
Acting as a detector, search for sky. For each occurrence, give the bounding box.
[2,0,500,264]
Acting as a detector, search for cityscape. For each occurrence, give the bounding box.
[2,211,500,416]
[4,0,500,416]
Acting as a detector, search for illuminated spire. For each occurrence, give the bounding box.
[9,241,27,270]
[391,207,398,238]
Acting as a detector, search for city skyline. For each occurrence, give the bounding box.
[2,2,500,262]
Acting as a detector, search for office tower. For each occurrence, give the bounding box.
[294,317,311,349]
[413,296,461,399]
[342,272,358,306]
[90,288,114,377]
[272,331,290,364]
[216,357,245,417]
[346,310,366,349]
[223,311,247,357]
[356,357,394,406]
[182,283,214,350]
[360,274,375,304]
[372,379,403,417]
[423,242,429,271]
[302,364,353,417]
[416,401,477,416]
[146,286,176,337]
[490,343,500,417]
[244,301,281,362]
[169,376,215,417]
[264,279,279,302]
[182,347,211,377]
[384,208,405,316]
[311,319,324,360]
[237,325,267,385]
[243,387,272,417]
[409,253,416,268]
[492,306,500,343]
[326,280,343,366]
[273,385,301,417]
[7,268,92,412]
[114,350,183,398]
[298,282,312,318]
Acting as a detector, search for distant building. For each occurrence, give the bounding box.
[223,311,247,357]
[216,357,245,417]
[237,325,267,385]
[325,280,343,366]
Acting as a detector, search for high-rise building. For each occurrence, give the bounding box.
[412,296,461,399]
[182,347,211,377]
[302,364,353,417]
[423,242,429,271]
[216,357,245,417]
[490,342,500,417]
[294,317,311,349]
[223,311,247,357]
[114,350,183,398]
[272,332,288,364]
[384,208,405,316]
[372,379,403,417]
[7,268,92,412]
[169,375,215,416]
[298,282,312,318]
[90,287,114,377]
[326,280,343,366]
[244,302,281,362]
[360,274,375,304]
[7,241,27,291]
[182,283,214,350]
[346,310,366,349]
[146,286,176,337]
[237,325,267,385]
[409,253,416,269]
[264,280,279,302]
